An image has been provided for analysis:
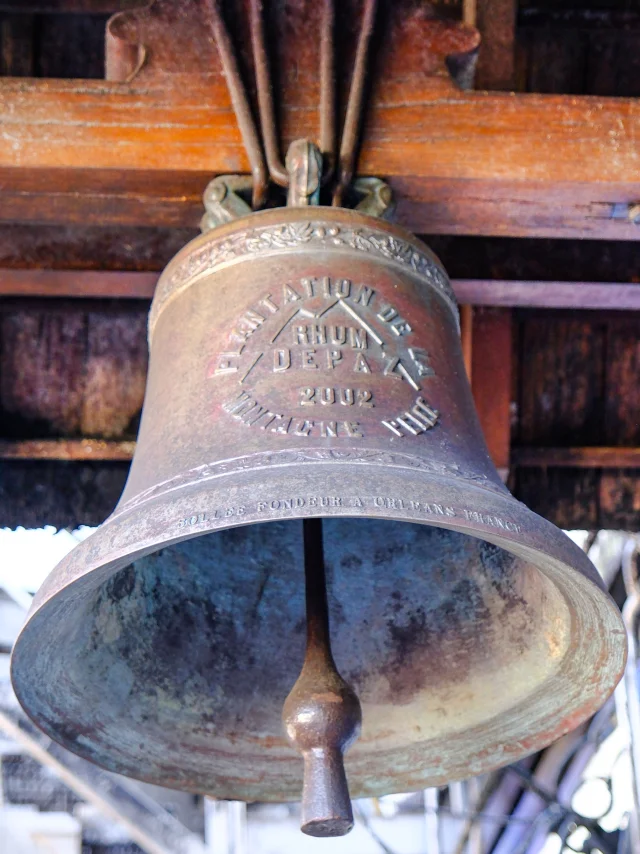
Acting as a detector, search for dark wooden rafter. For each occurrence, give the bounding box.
[513,447,640,468]
[0,1,635,239]
[514,309,640,529]
[4,442,640,469]
[0,438,135,460]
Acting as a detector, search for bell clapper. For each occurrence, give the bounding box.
[282,517,362,837]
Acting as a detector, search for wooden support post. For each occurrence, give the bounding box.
[471,308,512,480]
[474,0,517,90]
[460,304,473,383]
[512,447,640,468]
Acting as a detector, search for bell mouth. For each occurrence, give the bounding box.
[11,462,626,801]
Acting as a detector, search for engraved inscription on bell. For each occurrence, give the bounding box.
[209,276,439,439]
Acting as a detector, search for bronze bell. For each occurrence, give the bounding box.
[11,193,626,835]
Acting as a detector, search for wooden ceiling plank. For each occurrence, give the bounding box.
[80,309,147,438]
[514,467,600,529]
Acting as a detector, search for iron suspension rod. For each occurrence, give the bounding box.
[333,0,378,206]
[205,0,269,208]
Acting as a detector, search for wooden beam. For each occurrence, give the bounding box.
[0,439,135,460]
[471,308,512,478]
[0,168,207,229]
[8,440,634,477]
[452,281,640,310]
[0,459,126,527]
[0,268,157,298]
[460,303,473,382]
[512,446,640,468]
[1,269,639,310]
[0,80,639,238]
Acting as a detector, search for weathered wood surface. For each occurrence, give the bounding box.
[514,310,640,529]
[429,235,640,283]
[0,81,639,239]
[513,447,640,468]
[0,223,194,268]
[0,302,147,439]
[519,6,640,98]
[600,316,640,528]
[4,269,640,311]
[599,470,640,531]
[471,308,512,478]
[515,467,601,531]
[0,269,158,298]
[0,1,635,237]
[0,8,108,78]
[2,228,640,281]
[0,438,135,459]
[474,0,516,90]
[0,461,127,528]
[518,314,606,447]
[604,317,640,447]
[0,12,34,76]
